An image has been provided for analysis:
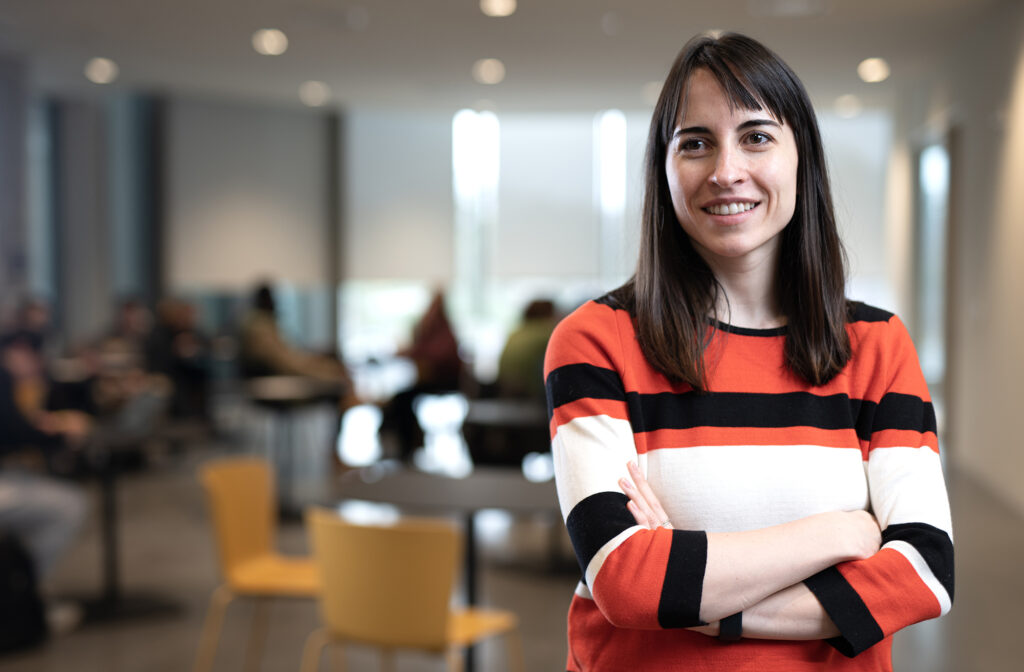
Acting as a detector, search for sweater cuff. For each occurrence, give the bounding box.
[804,566,884,657]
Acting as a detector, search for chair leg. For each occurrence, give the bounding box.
[505,627,525,672]
[446,647,464,672]
[299,627,331,672]
[193,584,235,672]
[381,647,396,672]
[328,640,347,672]
[242,597,271,672]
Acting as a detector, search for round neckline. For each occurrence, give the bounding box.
[710,319,787,337]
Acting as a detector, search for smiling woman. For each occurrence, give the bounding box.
[543,32,954,672]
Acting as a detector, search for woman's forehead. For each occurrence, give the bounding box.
[675,69,781,126]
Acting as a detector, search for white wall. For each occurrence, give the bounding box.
[165,98,330,291]
[936,0,1024,515]
[344,110,454,282]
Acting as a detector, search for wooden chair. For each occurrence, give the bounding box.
[301,507,524,672]
[193,456,319,672]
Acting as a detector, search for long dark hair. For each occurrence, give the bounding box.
[609,32,850,389]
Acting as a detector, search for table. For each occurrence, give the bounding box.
[332,463,561,672]
[76,393,182,623]
[462,398,551,467]
[245,375,345,517]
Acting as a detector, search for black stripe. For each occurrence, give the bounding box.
[546,362,626,417]
[848,302,894,324]
[805,566,884,657]
[564,491,636,579]
[658,530,708,628]
[628,390,866,437]
[870,393,937,436]
[882,522,954,601]
[548,370,934,439]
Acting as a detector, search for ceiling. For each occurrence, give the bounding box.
[0,0,999,113]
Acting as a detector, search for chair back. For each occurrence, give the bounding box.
[305,508,459,651]
[199,457,276,574]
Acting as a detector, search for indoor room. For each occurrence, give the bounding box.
[1,0,1023,670]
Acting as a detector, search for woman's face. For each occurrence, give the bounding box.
[665,68,799,272]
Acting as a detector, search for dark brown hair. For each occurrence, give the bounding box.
[609,32,850,389]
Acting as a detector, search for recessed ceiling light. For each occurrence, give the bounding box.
[84,57,118,84]
[252,28,288,56]
[857,57,890,83]
[299,81,331,107]
[472,58,506,85]
[480,0,516,18]
[834,94,862,118]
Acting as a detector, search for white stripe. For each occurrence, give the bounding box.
[551,414,637,519]
[574,581,593,600]
[868,447,953,537]
[584,526,642,590]
[886,540,952,616]
[645,444,870,532]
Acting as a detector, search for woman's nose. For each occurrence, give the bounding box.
[709,147,745,187]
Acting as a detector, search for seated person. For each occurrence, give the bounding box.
[239,283,351,384]
[379,290,463,462]
[0,331,89,632]
[496,299,558,401]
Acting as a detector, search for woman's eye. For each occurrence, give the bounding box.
[746,132,771,145]
[679,138,707,152]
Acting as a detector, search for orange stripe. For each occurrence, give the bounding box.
[869,429,939,453]
[590,529,671,629]
[837,548,941,636]
[550,397,630,436]
[640,426,864,453]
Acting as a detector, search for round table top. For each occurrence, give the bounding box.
[332,462,560,516]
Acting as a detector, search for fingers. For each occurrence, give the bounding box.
[619,461,672,530]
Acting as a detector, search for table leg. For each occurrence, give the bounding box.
[464,510,477,672]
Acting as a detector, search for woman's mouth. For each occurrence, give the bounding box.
[703,201,759,215]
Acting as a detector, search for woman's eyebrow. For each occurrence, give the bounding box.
[673,118,781,137]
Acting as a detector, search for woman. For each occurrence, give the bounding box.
[544,33,953,670]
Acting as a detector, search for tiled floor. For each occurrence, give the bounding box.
[2,439,1022,671]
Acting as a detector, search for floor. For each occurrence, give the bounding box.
[3,430,1023,671]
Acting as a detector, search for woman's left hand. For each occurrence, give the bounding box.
[619,461,673,530]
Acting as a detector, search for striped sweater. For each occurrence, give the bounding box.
[544,297,954,671]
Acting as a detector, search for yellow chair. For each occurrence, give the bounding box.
[301,507,524,672]
[193,456,320,672]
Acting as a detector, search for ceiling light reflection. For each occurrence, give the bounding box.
[472,58,506,85]
[252,29,289,56]
[299,81,331,107]
[857,57,890,83]
[834,94,862,118]
[85,57,118,84]
[480,0,516,17]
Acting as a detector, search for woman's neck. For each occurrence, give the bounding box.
[704,250,785,330]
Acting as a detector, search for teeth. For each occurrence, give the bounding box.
[705,202,756,215]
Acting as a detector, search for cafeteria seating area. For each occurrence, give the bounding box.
[0,412,1022,671]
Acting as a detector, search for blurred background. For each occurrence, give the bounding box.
[0,0,1022,670]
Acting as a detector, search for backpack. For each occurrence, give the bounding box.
[0,532,48,652]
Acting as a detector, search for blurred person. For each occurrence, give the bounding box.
[544,33,953,670]
[146,298,211,423]
[378,289,463,463]
[239,283,351,384]
[0,331,89,634]
[496,299,558,401]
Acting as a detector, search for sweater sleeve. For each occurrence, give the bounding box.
[804,315,954,656]
[545,302,708,630]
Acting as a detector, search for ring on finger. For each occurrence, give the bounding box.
[659,519,672,529]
